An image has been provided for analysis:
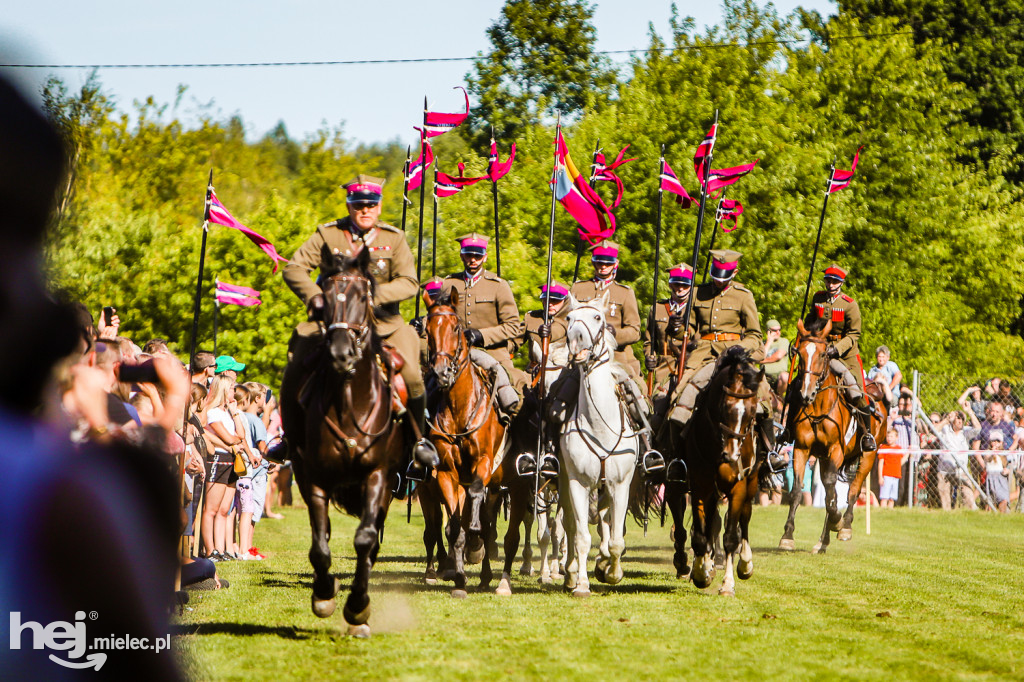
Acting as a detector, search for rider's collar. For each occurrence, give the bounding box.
[464,269,483,288]
[593,275,615,290]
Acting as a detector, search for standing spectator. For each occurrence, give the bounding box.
[761,319,790,389]
[936,411,977,510]
[982,431,1011,512]
[200,375,248,560]
[970,401,1016,455]
[191,350,216,385]
[958,384,989,424]
[889,394,918,505]
[878,428,906,508]
[867,345,902,407]
[232,384,263,560]
[995,380,1022,411]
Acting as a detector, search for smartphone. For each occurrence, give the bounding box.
[102,306,115,326]
[118,360,159,383]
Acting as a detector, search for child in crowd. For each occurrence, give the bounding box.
[232,384,264,559]
[984,431,1011,513]
[878,428,906,508]
[241,382,271,559]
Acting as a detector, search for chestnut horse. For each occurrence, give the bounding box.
[423,289,527,597]
[779,317,885,554]
[665,346,762,596]
[279,250,404,637]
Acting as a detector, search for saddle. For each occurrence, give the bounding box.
[296,342,408,415]
[382,343,408,414]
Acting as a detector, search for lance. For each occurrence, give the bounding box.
[700,189,728,284]
[213,289,219,356]
[646,144,666,398]
[800,160,837,320]
[535,115,561,511]
[490,126,502,278]
[431,163,439,277]
[674,110,719,389]
[400,145,411,232]
[414,100,428,319]
[571,139,601,283]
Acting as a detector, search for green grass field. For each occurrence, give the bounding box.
[176,500,1024,681]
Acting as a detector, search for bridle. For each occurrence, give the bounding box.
[324,273,373,363]
[696,366,758,479]
[794,335,835,403]
[424,305,493,443]
[567,305,612,373]
[425,307,471,387]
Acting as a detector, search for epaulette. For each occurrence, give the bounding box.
[376,221,401,234]
[317,220,340,230]
[732,282,752,293]
[443,272,463,281]
[614,281,632,290]
[840,293,853,303]
[483,270,503,282]
[526,309,544,319]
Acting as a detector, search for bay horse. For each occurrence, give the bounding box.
[560,291,638,597]
[280,249,404,638]
[780,317,884,553]
[423,289,528,597]
[665,346,762,596]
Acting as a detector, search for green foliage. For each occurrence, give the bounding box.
[40,0,1024,387]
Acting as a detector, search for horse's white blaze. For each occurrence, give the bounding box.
[726,401,746,462]
[802,342,817,398]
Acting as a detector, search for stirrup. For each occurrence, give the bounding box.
[860,433,878,452]
[766,451,787,474]
[264,439,289,464]
[392,471,409,499]
[641,449,666,475]
[665,458,688,484]
[405,460,427,483]
[413,438,440,468]
[515,452,537,477]
[539,454,560,480]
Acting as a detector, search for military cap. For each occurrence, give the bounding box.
[667,263,694,286]
[823,264,847,281]
[455,232,489,256]
[342,174,385,204]
[709,248,742,281]
[422,276,445,295]
[540,281,570,301]
[589,239,620,263]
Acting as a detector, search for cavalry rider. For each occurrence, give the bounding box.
[280,174,439,478]
[803,263,877,451]
[568,239,664,474]
[516,281,571,478]
[440,232,526,423]
[666,249,778,478]
[643,263,693,397]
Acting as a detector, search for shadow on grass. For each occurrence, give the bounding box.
[172,622,321,640]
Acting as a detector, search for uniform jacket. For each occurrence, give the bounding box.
[675,281,764,362]
[570,278,642,376]
[643,298,687,379]
[523,305,570,365]
[805,290,861,359]
[282,217,416,337]
[443,269,523,363]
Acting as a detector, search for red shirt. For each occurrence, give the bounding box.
[878,448,904,478]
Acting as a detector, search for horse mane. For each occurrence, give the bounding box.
[429,288,453,309]
[322,249,378,297]
[717,345,762,392]
[803,315,829,337]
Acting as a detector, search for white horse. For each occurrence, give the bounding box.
[559,291,639,597]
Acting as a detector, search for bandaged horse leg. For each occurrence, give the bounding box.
[611,366,664,474]
[665,363,716,482]
[829,358,877,451]
[470,348,519,421]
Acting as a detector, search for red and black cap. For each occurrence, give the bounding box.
[342,174,385,205]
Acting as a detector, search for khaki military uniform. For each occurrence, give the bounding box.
[570,278,642,384]
[643,299,686,391]
[443,270,526,392]
[674,281,764,376]
[282,216,424,397]
[523,305,570,370]
[805,290,865,393]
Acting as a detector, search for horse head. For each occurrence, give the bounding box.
[321,247,376,377]
[566,290,613,368]
[794,317,833,405]
[712,346,762,473]
[424,287,467,390]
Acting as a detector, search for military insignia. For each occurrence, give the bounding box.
[377,259,387,271]
[610,303,618,317]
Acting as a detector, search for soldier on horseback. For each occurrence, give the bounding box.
[643,263,693,398]
[801,264,878,451]
[516,281,571,478]
[278,174,439,483]
[440,232,526,424]
[665,249,779,480]
[564,240,664,475]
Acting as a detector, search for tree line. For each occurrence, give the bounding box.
[42,0,1024,387]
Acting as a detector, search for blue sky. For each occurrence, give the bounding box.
[2,0,833,146]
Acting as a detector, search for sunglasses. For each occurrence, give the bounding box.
[350,202,379,210]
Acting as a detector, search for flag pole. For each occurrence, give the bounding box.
[536,115,561,512]
[491,126,502,278]
[675,110,719,389]
[799,160,837,320]
[414,100,428,319]
[400,145,411,232]
[647,143,666,397]
[700,189,727,284]
[571,139,601,283]
[431,163,439,278]
[213,293,219,357]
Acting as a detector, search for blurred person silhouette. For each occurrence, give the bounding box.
[0,73,183,680]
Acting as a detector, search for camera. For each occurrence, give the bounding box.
[118,360,159,384]
[102,306,115,326]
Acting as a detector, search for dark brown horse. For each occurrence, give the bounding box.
[280,249,404,637]
[423,289,529,597]
[665,346,763,596]
[779,317,885,554]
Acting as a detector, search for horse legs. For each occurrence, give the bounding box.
[564,476,593,597]
[497,483,530,595]
[665,480,690,579]
[841,441,879,541]
[519,491,535,576]
[737,475,756,581]
[814,456,840,555]
[558,470,579,592]
[780,445,810,550]
[477,488,494,590]
[690,486,718,589]
[419,478,444,584]
[342,468,390,637]
[437,471,468,597]
[301,481,339,619]
[600,461,633,585]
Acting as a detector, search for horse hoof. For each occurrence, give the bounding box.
[467,545,486,565]
[495,577,512,596]
[605,567,624,585]
[539,575,553,585]
[441,569,457,582]
[519,565,535,577]
[838,528,853,541]
[425,577,438,585]
[812,543,826,555]
[718,587,736,597]
[778,538,795,551]
[342,601,371,626]
[347,624,371,639]
[451,589,468,599]
[593,561,608,584]
[572,589,591,598]
[737,563,754,581]
[311,597,336,619]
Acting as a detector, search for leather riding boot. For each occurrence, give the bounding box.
[757,413,784,472]
[621,380,665,475]
[850,394,878,451]
[406,394,440,482]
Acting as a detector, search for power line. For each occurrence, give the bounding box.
[0,30,916,70]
